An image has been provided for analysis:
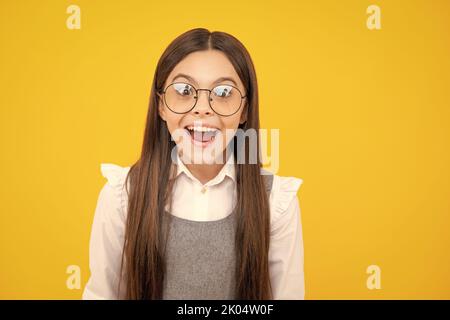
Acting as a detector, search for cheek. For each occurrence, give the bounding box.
[221,114,242,130]
[218,115,242,146]
[164,116,189,147]
[164,114,184,133]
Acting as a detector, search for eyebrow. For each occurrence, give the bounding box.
[171,73,238,87]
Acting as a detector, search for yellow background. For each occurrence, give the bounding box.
[1,0,449,299]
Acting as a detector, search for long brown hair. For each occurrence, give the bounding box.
[120,28,272,299]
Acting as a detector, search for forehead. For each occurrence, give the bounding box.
[165,49,244,89]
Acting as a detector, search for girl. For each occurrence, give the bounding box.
[82,28,304,300]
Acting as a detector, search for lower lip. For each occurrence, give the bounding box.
[186,129,218,148]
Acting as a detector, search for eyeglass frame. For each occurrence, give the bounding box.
[158,82,247,117]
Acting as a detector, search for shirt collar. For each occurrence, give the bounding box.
[173,151,236,186]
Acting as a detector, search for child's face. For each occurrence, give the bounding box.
[158,49,248,164]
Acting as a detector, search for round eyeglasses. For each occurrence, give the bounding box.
[160,82,246,117]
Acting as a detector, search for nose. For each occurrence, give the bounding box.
[191,89,213,116]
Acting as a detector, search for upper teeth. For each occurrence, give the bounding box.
[186,126,218,132]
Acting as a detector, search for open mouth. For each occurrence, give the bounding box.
[184,125,219,147]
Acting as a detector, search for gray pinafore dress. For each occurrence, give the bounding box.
[161,174,274,299]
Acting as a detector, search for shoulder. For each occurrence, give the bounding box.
[261,168,303,228]
[101,163,131,188]
[97,163,131,218]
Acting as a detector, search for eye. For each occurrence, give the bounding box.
[213,85,233,98]
[173,83,195,96]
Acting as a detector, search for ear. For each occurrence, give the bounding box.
[239,101,248,124]
[157,92,167,122]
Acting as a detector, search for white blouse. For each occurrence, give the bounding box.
[82,155,305,300]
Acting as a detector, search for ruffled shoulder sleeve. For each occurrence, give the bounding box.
[268,174,303,229]
[101,163,130,187]
[100,163,131,217]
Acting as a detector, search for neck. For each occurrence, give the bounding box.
[184,150,229,185]
[185,162,225,185]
